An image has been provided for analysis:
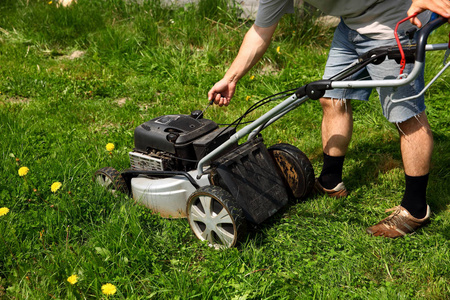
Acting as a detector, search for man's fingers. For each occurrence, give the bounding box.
[411,16,423,27]
[211,94,230,107]
[207,88,217,101]
[214,93,222,105]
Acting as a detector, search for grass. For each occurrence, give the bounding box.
[0,0,449,298]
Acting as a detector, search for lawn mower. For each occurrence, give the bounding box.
[94,16,449,248]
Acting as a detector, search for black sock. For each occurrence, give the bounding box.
[400,173,428,219]
[318,153,345,189]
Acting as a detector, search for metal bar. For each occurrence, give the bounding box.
[425,43,448,51]
[331,62,424,89]
[391,60,450,103]
[330,44,448,90]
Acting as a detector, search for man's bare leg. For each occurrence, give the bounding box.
[318,98,353,191]
[398,111,433,176]
[320,98,353,156]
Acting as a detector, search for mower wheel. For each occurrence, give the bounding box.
[268,143,315,200]
[93,167,129,195]
[187,185,247,248]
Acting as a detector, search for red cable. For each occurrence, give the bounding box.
[394,13,418,74]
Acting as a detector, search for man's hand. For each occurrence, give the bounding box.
[206,23,278,107]
[408,0,450,27]
[207,78,237,107]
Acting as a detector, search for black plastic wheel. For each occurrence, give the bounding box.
[93,167,129,194]
[187,185,247,248]
[268,143,315,200]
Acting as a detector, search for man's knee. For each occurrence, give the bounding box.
[320,97,352,115]
[396,111,431,134]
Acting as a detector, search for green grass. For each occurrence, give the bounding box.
[0,0,449,298]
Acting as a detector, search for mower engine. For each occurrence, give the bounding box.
[129,111,235,173]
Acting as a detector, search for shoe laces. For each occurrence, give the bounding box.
[382,206,404,227]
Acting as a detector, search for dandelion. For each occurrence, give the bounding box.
[101,283,117,295]
[106,143,115,152]
[276,46,281,54]
[48,1,52,4]
[249,75,255,80]
[51,182,62,193]
[18,167,29,177]
[0,207,9,217]
[67,274,78,285]
[246,96,251,101]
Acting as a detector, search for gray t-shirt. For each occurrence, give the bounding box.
[255,0,430,39]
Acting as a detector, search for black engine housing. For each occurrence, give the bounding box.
[133,112,236,171]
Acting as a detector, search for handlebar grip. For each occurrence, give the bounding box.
[416,16,448,62]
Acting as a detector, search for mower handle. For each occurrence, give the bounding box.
[196,16,448,179]
[416,15,448,62]
[294,15,448,99]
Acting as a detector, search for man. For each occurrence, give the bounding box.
[207,0,450,238]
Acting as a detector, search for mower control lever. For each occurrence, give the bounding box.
[295,80,332,100]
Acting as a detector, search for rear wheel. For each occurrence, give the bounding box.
[93,167,129,194]
[187,185,246,248]
[268,143,315,200]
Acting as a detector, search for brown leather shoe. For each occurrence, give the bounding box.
[314,178,348,198]
[366,205,430,238]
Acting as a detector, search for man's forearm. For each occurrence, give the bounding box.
[223,23,278,83]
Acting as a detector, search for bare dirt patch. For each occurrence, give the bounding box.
[60,50,85,60]
[0,96,32,105]
[116,97,129,107]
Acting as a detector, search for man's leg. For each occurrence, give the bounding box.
[316,21,369,197]
[320,98,353,157]
[366,111,432,237]
[315,98,353,197]
[398,111,433,219]
[398,111,433,177]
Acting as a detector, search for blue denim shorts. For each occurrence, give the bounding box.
[322,21,425,123]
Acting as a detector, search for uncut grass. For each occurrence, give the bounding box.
[1,0,449,298]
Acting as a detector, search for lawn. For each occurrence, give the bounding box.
[0,0,449,299]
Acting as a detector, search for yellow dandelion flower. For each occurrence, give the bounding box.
[246,96,251,101]
[249,75,255,80]
[0,207,9,217]
[48,1,52,4]
[106,143,115,151]
[18,167,29,177]
[276,46,281,54]
[51,182,62,193]
[67,274,78,285]
[102,283,117,295]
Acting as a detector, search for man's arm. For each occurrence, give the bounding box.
[408,0,450,27]
[207,23,278,107]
